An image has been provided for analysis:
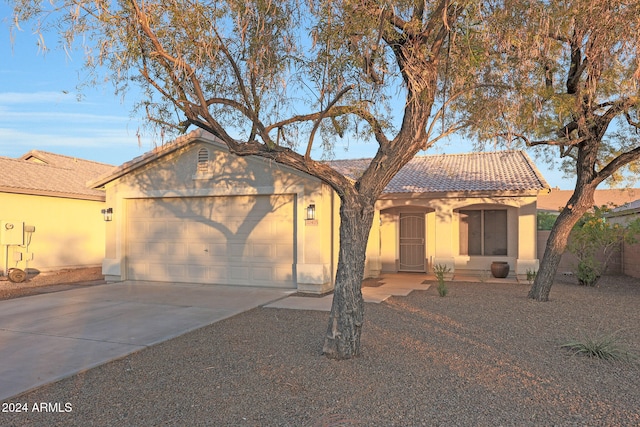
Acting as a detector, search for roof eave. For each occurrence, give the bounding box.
[89,129,218,189]
[379,188,544,199]
[0,186,106,202]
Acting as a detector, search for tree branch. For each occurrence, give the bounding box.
[595,145,640,186]
[305,85,355,160]
[211,27,274,148]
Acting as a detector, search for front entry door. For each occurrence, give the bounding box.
[399,213,425,272]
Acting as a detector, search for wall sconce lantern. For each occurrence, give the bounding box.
[101,207,113,222]
[306,204,316,220]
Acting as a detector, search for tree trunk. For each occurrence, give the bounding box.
[529,181,597,301]
[322,196,375,359]
[528,206,584,301]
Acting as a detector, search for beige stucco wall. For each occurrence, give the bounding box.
[99,134,543,287]
[374,193,540,279]
[102,139,336,292]
[0,192,105,273]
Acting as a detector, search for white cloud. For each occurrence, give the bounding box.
[0,125,154,165]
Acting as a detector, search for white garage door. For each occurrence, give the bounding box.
[125,195,295,288]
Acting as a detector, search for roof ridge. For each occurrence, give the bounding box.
[21,150,114,167]
[328,149,524,164]
[0,155,66,168]
[515,151,550,190]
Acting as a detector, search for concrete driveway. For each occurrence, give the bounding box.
[0,281,292,401]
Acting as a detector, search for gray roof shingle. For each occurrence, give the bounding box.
[0,151,114,201]
[329,150,549,193]
[611,199,640,214]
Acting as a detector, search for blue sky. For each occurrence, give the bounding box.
[1,4,575,189]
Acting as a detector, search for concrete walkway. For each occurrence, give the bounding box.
[265,273,433,311]
[264,272,520,311]
[0,281,292,401]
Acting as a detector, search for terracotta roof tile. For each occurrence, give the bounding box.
[329,151,549,193]
[89,129,549,194]
[0,151,114,200]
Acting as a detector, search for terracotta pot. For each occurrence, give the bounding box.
[491,261,509,278]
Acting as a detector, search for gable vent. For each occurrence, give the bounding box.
[197,148,209,172]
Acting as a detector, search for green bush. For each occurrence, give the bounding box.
[537,211,558,230]
[575,257,600,287]
[567,205,640,286]
[433,264,451,297]
[526,269,537,285]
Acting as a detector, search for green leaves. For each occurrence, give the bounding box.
[562,330,637,361]
[567,205,640,286]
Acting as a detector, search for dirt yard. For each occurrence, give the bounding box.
[0,267,105,301]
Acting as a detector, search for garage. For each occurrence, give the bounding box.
[125,194,295,288]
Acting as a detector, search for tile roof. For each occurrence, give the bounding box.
[89,129,548,194]
[537,188,640,212]
[0,151,114,201]
[329,150,549,194]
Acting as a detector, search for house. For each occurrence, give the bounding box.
[536,187,640,275]
[537,187,640,214]
[607,199,640,279]
[0,151,114,276]
[90,130,550,293]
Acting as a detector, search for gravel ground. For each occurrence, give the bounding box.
[1,274,639,426]
[0,267,105,301]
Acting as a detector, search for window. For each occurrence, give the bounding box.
[459,209,507,256]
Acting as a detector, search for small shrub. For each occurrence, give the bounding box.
[575,257,600,287]
[537,211,557,230]
[567,206,640,286]
[437,281,448,297]
[561,331,637,361]
[526,269,537,285]
[433,264,451,297]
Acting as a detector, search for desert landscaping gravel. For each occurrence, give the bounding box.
[1,274,639,426]
[0,267,104,300]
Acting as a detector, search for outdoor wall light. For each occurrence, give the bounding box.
[306,204,316,220]
[101,207,113,222]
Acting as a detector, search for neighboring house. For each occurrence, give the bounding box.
[537,187,640,214]
[0,151,114,275]
[536,187,640,275]
[90,130,550,293]
[608,199,640,279]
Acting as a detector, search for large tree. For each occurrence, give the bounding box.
[10,0,488,358]
[458,0,640,301]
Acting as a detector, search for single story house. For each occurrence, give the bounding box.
[536,187,640,274]
[0,151,114,275]
[607,199,640,278]
[537,187,640,214]
[90,130,550,293]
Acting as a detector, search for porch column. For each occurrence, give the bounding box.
[432,205,455,278]
[516,199,539,280]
